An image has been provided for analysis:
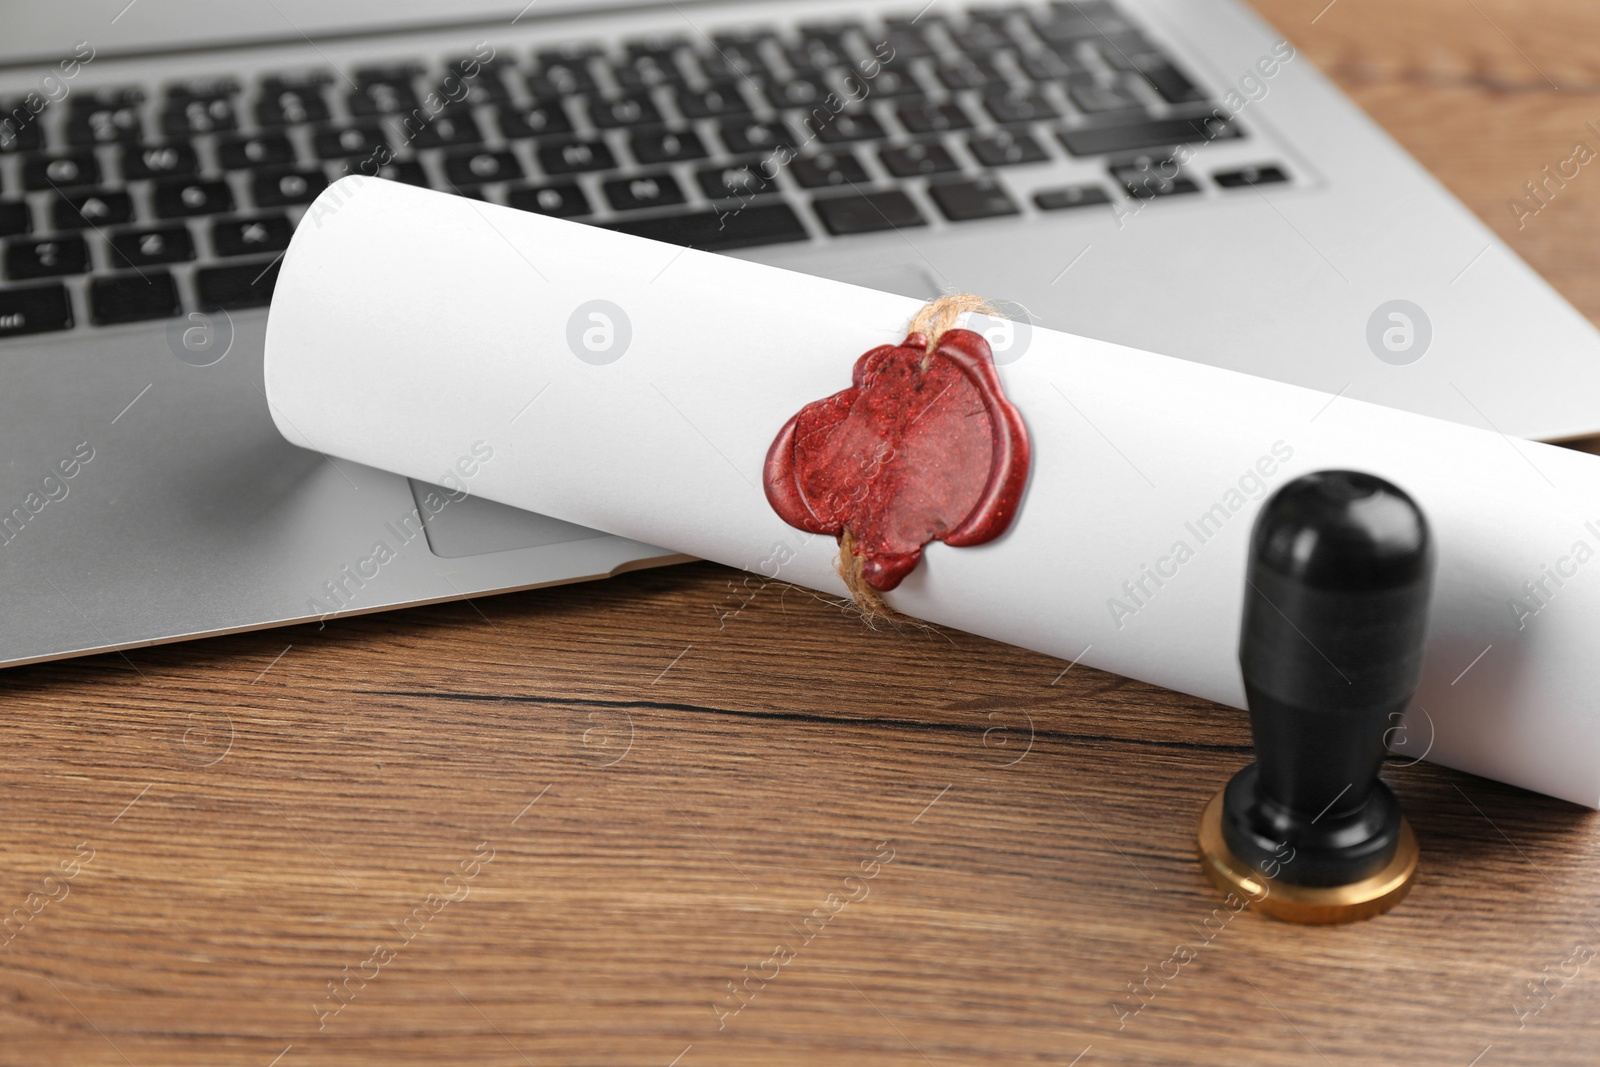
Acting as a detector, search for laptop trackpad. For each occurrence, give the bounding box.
[408,479,608,559]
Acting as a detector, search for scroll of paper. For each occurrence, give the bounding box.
[264,178,1600,807]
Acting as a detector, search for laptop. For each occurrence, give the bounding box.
[2,0,1596,668]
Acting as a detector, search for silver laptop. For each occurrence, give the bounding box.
[3,0,1596,668]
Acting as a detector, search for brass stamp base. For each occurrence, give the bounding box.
[1195,789,1418,925]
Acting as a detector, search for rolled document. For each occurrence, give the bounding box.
[265,178,1600,806]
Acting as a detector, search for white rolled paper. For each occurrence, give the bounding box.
[265,178,1600,806]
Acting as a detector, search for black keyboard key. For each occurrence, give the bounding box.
[218,132,297,170]
[1034,5,1138,44]
[631,128,708,165]
[354,62,425,82]
[1059,114,1240,156]
[534,43,602,64]
[1034,184,1113,211]
[1139,62,1204,104]
[798,19,862,39]
[110,224,196,268]
[588,94,663,130]
[611,54,688,93]
[211,215,293,257]
[169,78,239,98]
[859,69,925,100]
[897,101,973,134]
[803,20,865,43]
[65,102,145,145]
[604,203,809,251]
[349,78,419,116]
[313,124,389,161]
[785,44,848,76]
[1095,38,1160,71]
[959,11,1021,52]
[65,86,143,110]
[881,19,939,60]
[785,40,848,74]
[370,160,430,187]
[527,56,598,98]
[0,201,32,237]
[23,151,100,191]
[443,148,523,186]
[813,190,926,235]
[790,150,868,189]
[440,59,511,105]
[697,161,778,201]
[968,129,1049,167]
[535,40,601,59]
[163,94,237,136]
[806,111,888,144]
[496,101,573,140]
[5,236,90,279]
[1214,163,1289,188]
[66,87,145,109]
[797,21,857,42]
[796,21,860,47]
[0,283,72,337]
[934,55,1004,91]
[196,259,280,310]
[625,35,690,60]
[1070,82,1143,113]
[718,118,794,157]
[256,79,331,127]
[699,51,767,84]
[538,138,617,175]
[880,141,961,178]
[881,16,936,37]
[153,178,235,218]
[407,110,483,150]
[982,89,1058,124]
[604,172,687,212]
[1018,50,1096,86]
[710,31,771,65]
[865,15,918,37]
[1110,157,1200,199]
[764,77,829,110]
[507,182,591,218]
[88,272,180,325]
[675,83,751,120]
[121,141,199,180]
[52,189,135,230]
[252,167,329,207]
[1113,54,1203,104]
[0,108,47,154]
[929,177,1019,221]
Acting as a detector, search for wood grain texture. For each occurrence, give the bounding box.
[5,3,1600,1064]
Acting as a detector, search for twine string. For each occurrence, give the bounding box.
[835,527,893,623]
[906,293,998,370]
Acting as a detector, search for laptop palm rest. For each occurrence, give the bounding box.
[407,479,609,559]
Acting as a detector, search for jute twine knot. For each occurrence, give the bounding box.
[907,293,998,370]
[836,294,998,623]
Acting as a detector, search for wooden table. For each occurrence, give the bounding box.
[6,2,1600,1063]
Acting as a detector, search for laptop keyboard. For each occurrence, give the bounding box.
[0,1,1290,341]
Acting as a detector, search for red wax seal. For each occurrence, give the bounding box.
[763,327,1030,592]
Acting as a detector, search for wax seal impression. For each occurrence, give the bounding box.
[763,307,1030,605]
